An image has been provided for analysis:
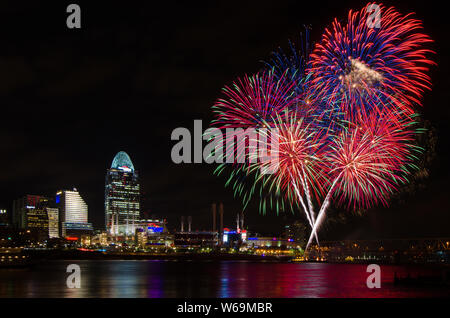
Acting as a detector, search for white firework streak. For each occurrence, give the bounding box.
[305,171,343,251]
[299,167,319,246]
[301,167,317,224]
[290,173,319,245]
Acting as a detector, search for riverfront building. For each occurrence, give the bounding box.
[56,188,92,238]
[12,195,51,239]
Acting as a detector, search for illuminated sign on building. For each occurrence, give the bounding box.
[118,166,132,172]
[147,223,164,233]
[241,230,247,241]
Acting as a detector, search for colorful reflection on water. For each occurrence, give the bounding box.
[0,260,449,298]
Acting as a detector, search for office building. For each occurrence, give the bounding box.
[56,188,93,238]
[12,195,50,239]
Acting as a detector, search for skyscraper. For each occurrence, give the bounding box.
[56,188,92,237]
[105,151,140,236]
[12,195,52,241]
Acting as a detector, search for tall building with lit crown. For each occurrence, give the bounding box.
[105,151,140,236]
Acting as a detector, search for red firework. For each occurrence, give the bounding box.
[255,112,329,205]
[325,106,417,210]
[212,70,299,130]
[307,2,435,119]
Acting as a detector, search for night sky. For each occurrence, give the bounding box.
[0,0,448,239]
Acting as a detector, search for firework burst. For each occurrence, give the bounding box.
[307,2,434,118]
[211,69,314,215]
[263,27,312,97]
[208,2,435,252]
[244,112,328,243]
[212,70,299,129]
[306,106,421,249]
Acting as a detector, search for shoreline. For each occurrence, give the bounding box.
[19,250,450,266]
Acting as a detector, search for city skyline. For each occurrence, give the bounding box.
[0,1,449,303]
[0,0,448,239]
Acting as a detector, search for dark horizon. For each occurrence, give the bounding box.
[0,0,449,239]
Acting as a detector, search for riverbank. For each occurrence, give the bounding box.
[24,249,294,262]
[18,249,450,266]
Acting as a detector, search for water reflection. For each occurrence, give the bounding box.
[0,260,448,298]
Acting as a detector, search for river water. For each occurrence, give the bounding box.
[0,260,449,297]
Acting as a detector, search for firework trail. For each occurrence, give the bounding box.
[253,113,328,243]
[259,31,339,233]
